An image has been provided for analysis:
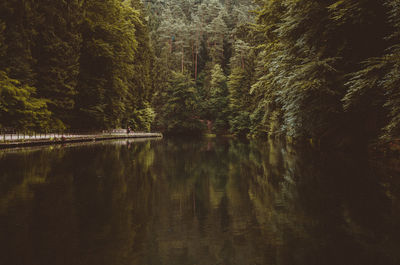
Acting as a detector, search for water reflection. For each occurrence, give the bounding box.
[0,138,399,265]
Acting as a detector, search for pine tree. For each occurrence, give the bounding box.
[31,0,83,127]
[126,0,156,131]
[208,15,228,65]
[228,40,254,137]
[0,0,37,85]
[74,0,138,130]
[0,0,52,131]
[158,71,205,135]
[209,64,229,134]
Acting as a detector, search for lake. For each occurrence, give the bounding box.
[1,138,399,265]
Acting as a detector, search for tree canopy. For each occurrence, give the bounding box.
[0,0,154,132]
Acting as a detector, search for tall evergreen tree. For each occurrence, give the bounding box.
[228,42,255,136]
[157,71,205,135]
[209,64,229,134]
[126,0,156,131]
[0,0,52,131]
[0,0,37,85]
[74,0,138,130]
[32,0,83,127]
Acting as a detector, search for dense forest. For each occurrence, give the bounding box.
[0,0,154,131]
[0,0,399,147]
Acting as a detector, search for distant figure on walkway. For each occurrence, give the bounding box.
[127,127,131,134]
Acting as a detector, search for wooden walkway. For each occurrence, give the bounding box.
[0,132,162,149]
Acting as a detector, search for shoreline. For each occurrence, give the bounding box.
[0,133,162,150]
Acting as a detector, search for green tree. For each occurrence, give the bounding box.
[208,15,228,65]
[0,0,37,86]
[125,0,155,132]
[0,71,51,130]
[0,0,157,132]
[31,0,83,127]
[158,71,205,135]
[74,0,138,130]
[209,64,229,134]
[245,0,390,145]
[343,0,400,141]
[228,40,255,137]
[0,0,52,131]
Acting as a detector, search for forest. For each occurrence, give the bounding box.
[0,0,399,148]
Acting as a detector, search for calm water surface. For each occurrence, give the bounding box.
[1,138,399,265]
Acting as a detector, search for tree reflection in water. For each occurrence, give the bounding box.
[0,139,399,265]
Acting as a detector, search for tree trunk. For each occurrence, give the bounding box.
[181,44,184,73]
[195,49,198,80]
[192,41,194,72]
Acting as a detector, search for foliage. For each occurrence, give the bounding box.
[74,0,139,130]
[228,67,252,136]
[157,71,206,135]
[207,64,229,134]
[1,0,399,145]
[228,39,255,137]
[0,71,51,130]
[125,0,155,131]
[32,0,83,126]
[227,0,398,146]
[0,0,153,132]
[128,103,156,132]
[343,0,400,141]
[147,0,256,135]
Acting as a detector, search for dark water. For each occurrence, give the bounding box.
[1,138,399,265]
